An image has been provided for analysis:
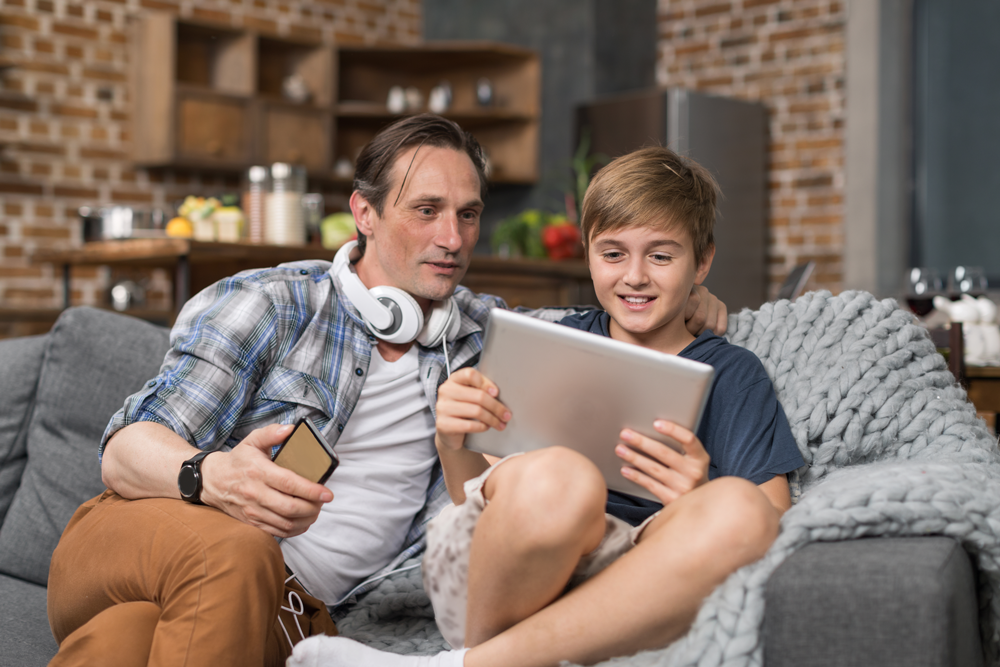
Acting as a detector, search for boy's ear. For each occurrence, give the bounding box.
[349,191,377,237]
[694,244,715,285]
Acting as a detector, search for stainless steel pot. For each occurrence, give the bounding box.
[79,206,167,242]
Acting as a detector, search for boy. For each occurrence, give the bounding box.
[289,146,804,667]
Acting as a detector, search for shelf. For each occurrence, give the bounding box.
[172,82,252,100]
[0,307,63,323]
[463,256,597,309]
[257,95,331,111]
[258,36,332,107]
[33,240,596,320]
[175,21,254,96]
[174,90,253,167]
[34,238,328,268]
[335,101,533,124]
[337,42,538,70]
[967,366,1000,379]
[132,12,334,172]
[131,13,539,185]
[334,41,540,184]
[34,239,333,319]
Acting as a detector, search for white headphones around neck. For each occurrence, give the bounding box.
[331,240,461,347]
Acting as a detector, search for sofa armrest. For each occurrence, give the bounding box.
[0,334,47,525]
[764,536,982,667]
[0,307,171,586]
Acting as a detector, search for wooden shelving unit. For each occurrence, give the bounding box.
[335,42,540,184]
[130,13,540,185]
[131,13,334,175]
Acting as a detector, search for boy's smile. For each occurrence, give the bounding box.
[588,224,714,355]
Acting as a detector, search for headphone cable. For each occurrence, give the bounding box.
[442,337,452,377]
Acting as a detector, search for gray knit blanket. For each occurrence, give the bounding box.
[335,291,1000,666]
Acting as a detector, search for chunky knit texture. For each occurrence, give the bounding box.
[334,291,1000,666]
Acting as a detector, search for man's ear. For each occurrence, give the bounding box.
[349,191,377,237]
[694,244,715,285]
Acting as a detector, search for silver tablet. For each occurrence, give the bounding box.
[466,308,715,502]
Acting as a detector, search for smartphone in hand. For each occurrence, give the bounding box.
[272,417,339,485]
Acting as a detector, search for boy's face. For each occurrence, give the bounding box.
[588,222,714,354]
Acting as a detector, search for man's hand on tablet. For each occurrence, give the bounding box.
[615,420,710,505]
[434,368,511,453]
[684,285,729,337]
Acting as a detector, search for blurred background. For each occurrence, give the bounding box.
[0,0,997,337]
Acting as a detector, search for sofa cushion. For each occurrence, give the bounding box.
[764,536,983,667]
[0,308,170,585]
[0,335,46,526]
[0,574,57,666]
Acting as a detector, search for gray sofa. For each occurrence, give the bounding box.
[0,306,985,666]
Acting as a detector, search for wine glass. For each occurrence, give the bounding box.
[949,266,988,299]
[904,267,943,317]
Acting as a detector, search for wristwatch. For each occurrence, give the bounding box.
[178,451,213,505]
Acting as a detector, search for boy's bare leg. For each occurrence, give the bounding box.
[464,447,609,645]
[465,473,779,667]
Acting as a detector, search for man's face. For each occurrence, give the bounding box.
[352,145,483,308]
[588,222,713,354]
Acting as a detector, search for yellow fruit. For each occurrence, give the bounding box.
[166,216,194,238]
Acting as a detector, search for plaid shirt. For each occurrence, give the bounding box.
[102,259,578,605]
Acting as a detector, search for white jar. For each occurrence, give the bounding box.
[264,162,306,246]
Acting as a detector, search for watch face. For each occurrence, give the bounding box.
[178,465,200,499]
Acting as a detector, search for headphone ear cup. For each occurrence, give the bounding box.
[367,286,424,344]
[332,241,397,333]
[417,298,460,348]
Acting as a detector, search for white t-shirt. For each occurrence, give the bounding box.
[279,345,438,604]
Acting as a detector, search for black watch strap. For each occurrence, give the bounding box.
[178,450,213,505]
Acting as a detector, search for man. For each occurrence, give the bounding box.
[46,114,727,667]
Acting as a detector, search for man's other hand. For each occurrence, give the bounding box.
[200,424,334,538]
[684,285,728,336]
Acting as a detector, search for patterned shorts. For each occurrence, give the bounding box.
[422,454,654,649]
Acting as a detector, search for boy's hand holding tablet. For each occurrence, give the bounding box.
[435,367,509,453]
[615,421,710,505]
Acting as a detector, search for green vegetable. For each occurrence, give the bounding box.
[320,213,358,250]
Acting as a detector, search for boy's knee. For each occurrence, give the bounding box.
[650,477,778,569]
[490,447,607,540]
[695,477,779,562]
[509,447,605,507]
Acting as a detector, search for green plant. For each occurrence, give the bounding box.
[569,129,608,222]
[490,133,604,259]
[491,209,549,259]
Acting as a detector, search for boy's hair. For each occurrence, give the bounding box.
[581,146,720,266]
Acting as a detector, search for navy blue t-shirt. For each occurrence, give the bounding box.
[558,310,805,526]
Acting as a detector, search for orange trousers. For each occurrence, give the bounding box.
[47,490,337,667]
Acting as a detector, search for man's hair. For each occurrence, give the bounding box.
[580,146,720,266]
[352,114,488,254]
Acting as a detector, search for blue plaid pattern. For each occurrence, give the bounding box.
[102,260,501,454]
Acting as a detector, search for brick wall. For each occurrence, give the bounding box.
[0,0,419,335]
[657,0,845,296]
